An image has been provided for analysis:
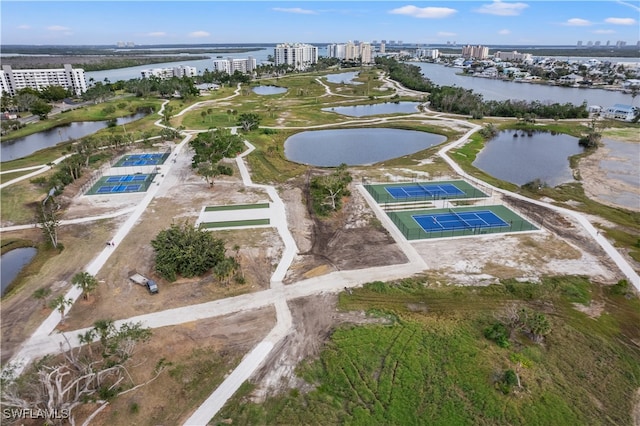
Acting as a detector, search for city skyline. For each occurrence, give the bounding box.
[1,1,639,46]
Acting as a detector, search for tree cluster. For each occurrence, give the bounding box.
[309,164,353,216]
[189,128,245,186]
[150,221,237,282]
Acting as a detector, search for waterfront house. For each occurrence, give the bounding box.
[558,73,584,85]
[603,104,638,122]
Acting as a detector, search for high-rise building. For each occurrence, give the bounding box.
[416,48,439,59]
[0,64,87,97]
[274,43,318,70]
[360,42,373,64]
[327,42,374,64]
[461,45,489,59]
[379,43,386,54]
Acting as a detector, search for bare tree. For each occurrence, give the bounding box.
[37,196,61,249]
[1,321,163,425]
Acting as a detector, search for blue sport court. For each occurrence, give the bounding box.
[105,174,149,183]
[413,210,509,232]
[386,183,465,199]
[96,184,142,194]
[119,153,166,166]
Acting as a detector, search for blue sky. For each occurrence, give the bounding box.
[2,1,639,46]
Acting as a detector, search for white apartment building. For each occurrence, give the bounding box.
[461,45,489,60]
[416,48,440,59]
[0,64,87,97]
[140,65,197,79]
[494,51,533,62]
[326,42,374,64]
[274,43,318,70]
[212,57,257,75]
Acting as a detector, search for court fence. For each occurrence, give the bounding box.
[387,212,538,241]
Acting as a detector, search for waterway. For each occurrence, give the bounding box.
[472,130,584,187]
[284,128,446,166]
[1,112,148,162]
[323,102,422,117]
[410,62,635,106]
[1,247,37,296]
[252,86,287,95]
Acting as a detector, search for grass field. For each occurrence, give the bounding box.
[199,219,270,229]
[204,203,269,212]
[214,276,640,425]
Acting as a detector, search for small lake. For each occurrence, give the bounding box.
[284,128,447,166]
[252,86,287,95]
[324,71,362,85]
[1,247,37,296]
[323,102,423,117]
[1,112,148,162]
[472,131,584,187]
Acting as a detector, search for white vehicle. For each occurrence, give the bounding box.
[129,273,159,294]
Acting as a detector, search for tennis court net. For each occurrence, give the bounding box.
[448,208,474,230]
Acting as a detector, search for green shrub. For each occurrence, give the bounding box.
[484,322,510,348]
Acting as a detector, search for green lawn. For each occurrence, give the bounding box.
[199,219,270,229]
[214,276,640,425]
[204,203,269,211]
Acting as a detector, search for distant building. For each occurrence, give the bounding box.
[603,104,638,121]
[379,43,386,54]
[274,43,318,70]
[212,57,256,75]
[494,51,532,62]
[326,42,374,64]
[461,45,489,59]
[0,64,87,97]
[140,65,197,79]
[416,48,439,59]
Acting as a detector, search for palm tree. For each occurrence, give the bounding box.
[72,271,99,300]
[32,287,52,309]
[49,295,73,323]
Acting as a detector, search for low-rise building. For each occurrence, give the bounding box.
[603,104,638,121]
[212,57,257,75]
[140,65,197,79]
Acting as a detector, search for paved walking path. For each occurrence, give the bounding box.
[2,75,638,426]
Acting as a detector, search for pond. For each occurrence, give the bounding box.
[472,130,584,187]
[284,128,447,167]
[1,247,37,296]
[1,111,149,162]
[252,85,287,95]
[324,71,362,85]
[323,102,423,117]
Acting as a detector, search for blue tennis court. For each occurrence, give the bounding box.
[117,153,167,167]
[386,183,465,199]
[105,174,150,183]
[413,210,509,232]
[96,184,142,194]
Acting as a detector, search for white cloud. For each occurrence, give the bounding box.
[616,1,640,12]
[437,31,457,37]
[272,7,317,15]
[147,32,167,37]
[188,31,210,38]
[47,25,71,31]
[605,17,636,25]
[475,1,529,16]
[389,5,457,19]
[498,29,511,35]
[593,29,616,34]
[18,24,30,30]
[563,18,592,26]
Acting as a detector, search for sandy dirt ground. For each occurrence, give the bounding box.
[2,126,638,421]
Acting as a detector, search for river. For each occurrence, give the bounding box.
[409,62,635,106]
